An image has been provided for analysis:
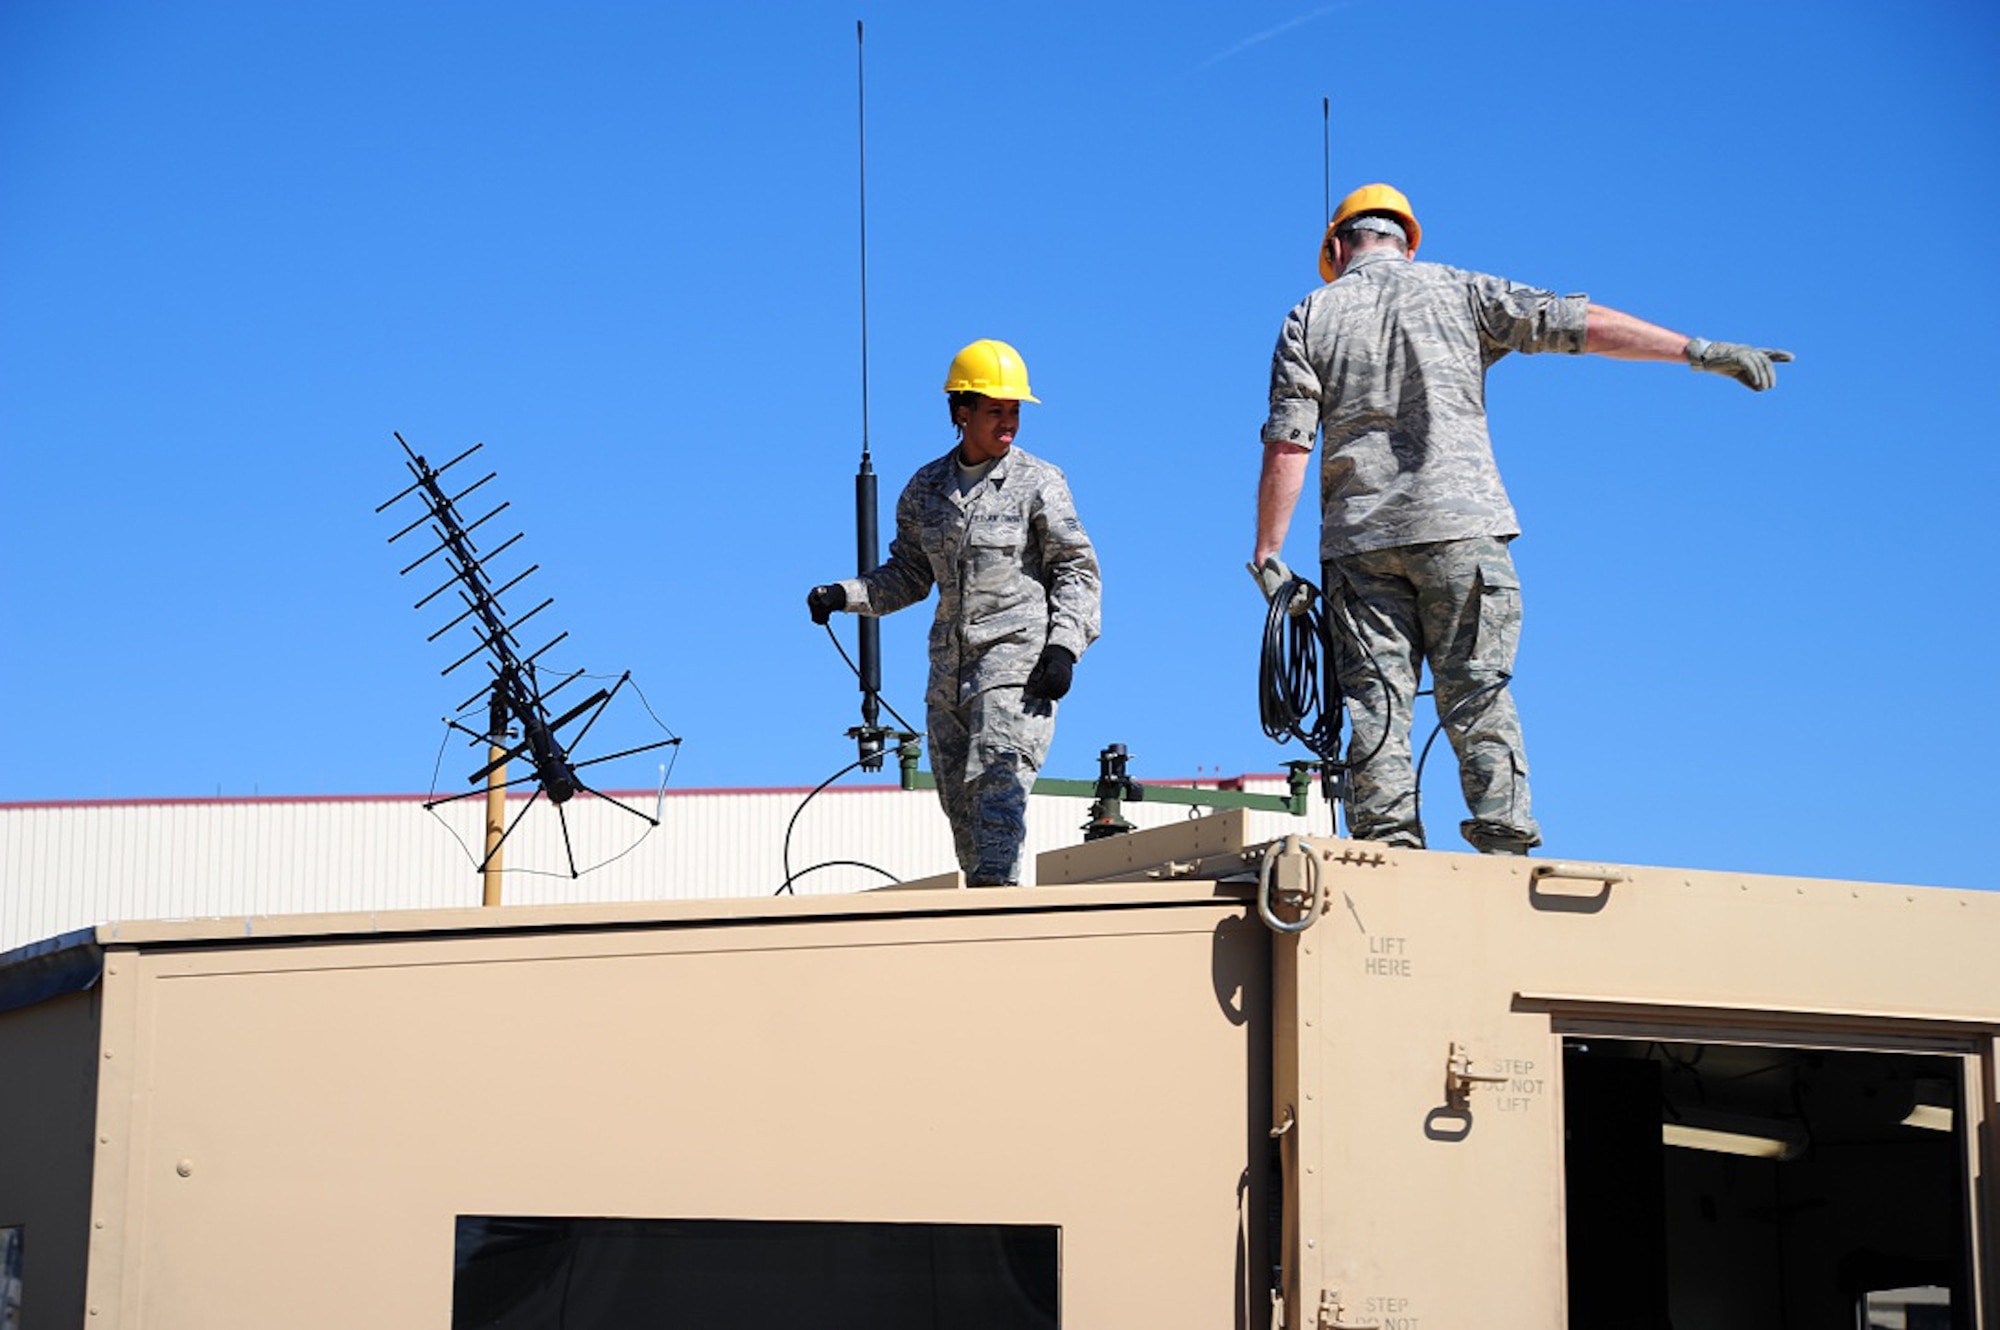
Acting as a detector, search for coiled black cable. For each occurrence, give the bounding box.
[1261,567,1532,846]
[1256,570,1391,779]
[1256,572,1338,757]
[1255,565,1425,850]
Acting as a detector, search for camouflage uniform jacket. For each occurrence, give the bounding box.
[838,446,1101,708]
[1261,249,1589,560]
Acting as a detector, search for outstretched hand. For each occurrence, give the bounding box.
[1686,338,1794,392]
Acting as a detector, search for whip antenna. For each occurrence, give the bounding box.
[1322,95,1330,223]
[858,21,872,470]
[851,18,887,771]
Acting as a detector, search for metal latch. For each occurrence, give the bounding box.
[1445,1041,1510,1109]
[1317,1290,1382,1330]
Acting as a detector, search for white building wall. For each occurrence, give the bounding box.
[0,776,1333,953]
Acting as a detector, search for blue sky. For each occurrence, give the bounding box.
[4,0,1996,891]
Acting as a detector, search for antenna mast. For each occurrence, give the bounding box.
[1322,95,1330,223]
[850,18,887,771]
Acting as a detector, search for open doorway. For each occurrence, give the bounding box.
[1562,1037,1972,1329]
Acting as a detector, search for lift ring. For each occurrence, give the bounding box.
[1258,835,1325,934]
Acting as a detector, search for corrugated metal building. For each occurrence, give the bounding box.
[0,774,1329,953]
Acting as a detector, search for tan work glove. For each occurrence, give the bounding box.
[1685,338,1794,392]
[1248,557,1314,617]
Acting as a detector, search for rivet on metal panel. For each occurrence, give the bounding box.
[176,1159,194,1177]
[98,1136,108,1145]
[94,1220,103,1229]
[1325,845,1389,867]
[103,1050,113,1059]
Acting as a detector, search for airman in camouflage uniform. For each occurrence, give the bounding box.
[812,340,1100,885]
[1253,185,1790,853]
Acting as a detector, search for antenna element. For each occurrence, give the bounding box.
[1322,95,1330,223]
[851,18,887,771]
[377,433,676,886]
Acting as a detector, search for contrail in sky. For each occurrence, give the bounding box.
[1197,2,1354,70]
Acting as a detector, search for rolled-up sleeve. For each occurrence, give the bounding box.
[1469,275,1589,356]
[1261,300,1323,447]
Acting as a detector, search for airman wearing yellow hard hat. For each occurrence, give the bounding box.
[1253,183,1792,856]
[808,339,1100,885]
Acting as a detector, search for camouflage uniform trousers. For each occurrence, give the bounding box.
[927,685,1056,886]
[1322,536,1540,853]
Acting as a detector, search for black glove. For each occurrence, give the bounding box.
[807,584,847,625]
[1023,644,1076,703]
[1684,338,1794,392]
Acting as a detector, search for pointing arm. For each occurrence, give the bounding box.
[1586,303,1794,390]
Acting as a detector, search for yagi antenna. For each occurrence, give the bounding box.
[376,432,677,888]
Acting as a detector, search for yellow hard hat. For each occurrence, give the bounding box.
[1319,182,1422,281]
[942,338,1040,403]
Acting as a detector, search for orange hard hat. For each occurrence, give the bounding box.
[1319,183,1422,281]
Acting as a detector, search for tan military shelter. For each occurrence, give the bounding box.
[2,815,1994,1327]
